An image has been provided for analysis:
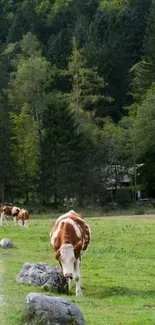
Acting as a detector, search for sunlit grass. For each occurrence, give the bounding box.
[1,214,155,324]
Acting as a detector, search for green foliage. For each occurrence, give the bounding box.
[134,206,145,215]
[8,33,54,138]
[114,189,132,205]
[10,105,40,201]
[102,117,135,167]
[0,0,154,202]
[143,0,155,62]
[85,4,139,120]
[40,95,89,204]
[68,38,110,134]
[20,32,42,57]
[130,0,155,104]
[68,39,108,111]
[134,84,155,154]
[51,0,72,16]
[0,92,13,202]
[123,184,145,191]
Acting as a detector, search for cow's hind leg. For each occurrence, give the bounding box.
[0,212,4,226]
[18,219,22,226]
[24,220,29,227]
[74,258,82,296]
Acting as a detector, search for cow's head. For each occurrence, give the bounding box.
[3,206,12,214]
[56,241,83,279]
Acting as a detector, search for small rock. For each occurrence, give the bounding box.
[26,292,85,325]
[16,262,68,293]
[0,238,14,248]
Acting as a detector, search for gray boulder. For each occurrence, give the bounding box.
[26,292,85,325]
[16,262,68,293]
[0,238,14,248]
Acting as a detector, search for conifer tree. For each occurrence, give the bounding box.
[11,105,40,202]
[130,0,155,102]
[40,95,91,205]
[68,38,109,129]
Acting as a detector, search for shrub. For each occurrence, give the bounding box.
[114,189,132,206]
[134,206,145,215]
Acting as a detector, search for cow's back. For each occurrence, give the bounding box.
[50,210,90,252]
[18,209,29,221]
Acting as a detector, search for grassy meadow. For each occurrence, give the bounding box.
[1,213,155,324]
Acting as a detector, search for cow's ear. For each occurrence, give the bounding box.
[74,240,83,258]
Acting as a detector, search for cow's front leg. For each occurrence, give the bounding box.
[13,217,17,225]
[74,258,82,296]
[68,278,72,292]
[0,212,4,226]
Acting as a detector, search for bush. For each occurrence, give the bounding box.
[103,203,119,213]
[114,189,132,206]
[135,206,145,215]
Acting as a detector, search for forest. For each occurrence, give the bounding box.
[0,0,155,207]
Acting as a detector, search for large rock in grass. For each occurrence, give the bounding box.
[0,238,14,248]
[16,262,68,293]
[26,292,85,325]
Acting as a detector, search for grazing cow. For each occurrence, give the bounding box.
[0,205,20,225]
[17,209,29,227]
[50,210,91,296]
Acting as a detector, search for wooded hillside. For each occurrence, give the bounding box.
[0,0,154,206]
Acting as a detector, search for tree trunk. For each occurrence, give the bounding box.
[26,190,29,203]
[66,196,69,210]
[77,192,83,207]
[25,171,29,203]
[1,183,4,203]
[54,192,58,208]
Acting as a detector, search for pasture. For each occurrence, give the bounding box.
[1,213,155,324]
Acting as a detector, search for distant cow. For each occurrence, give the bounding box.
[17,209,29,227]
[50,210,91,296]
[0,205,20,225]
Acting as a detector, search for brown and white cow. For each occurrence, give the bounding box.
[50,210,91,296]
[17,209,29,227]
[0,205,20,225]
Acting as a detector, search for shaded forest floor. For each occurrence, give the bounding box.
[1,214,155,324]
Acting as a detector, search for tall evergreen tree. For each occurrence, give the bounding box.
[133,84,155,196]
[130,0,155,103]
[0,92,13,202]
[40,95,91,205]
[85,4,135,121]
[68,38,109,129]
[11,105,40,202]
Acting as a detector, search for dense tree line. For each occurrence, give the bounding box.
[0,0,155,206]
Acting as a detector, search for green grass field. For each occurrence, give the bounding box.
[1,213,155,324]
